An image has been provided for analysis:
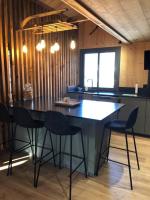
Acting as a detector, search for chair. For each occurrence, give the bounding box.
[35,111,87,200]
[7,107,44,187]
[96,107,140,190]
[0,103,10,123]
[0,103,13,148]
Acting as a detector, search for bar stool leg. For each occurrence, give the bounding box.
[7,138,13,176]
[27,128,34,158]
[95,127,105,176]
[34,128,38,187]
[69,135,73,200]
[132,128,140,170]
[125,133,133,190]
[7,123,11,145]
[80,130,87,177]
[31,128,34,161]
[11,120,13,143]
[35,129,48,187]
[49,132,56,167]
[59,135,62,169]
[7,124,17,176]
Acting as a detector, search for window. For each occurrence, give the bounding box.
[80,47,120,90]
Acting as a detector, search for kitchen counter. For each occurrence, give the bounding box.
[67,90,150,137]
[67,90,148,98]
[12,97,124,175]
[13,98,124,121]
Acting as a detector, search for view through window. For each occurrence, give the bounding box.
[99,52,115,88]
[81,47,120,90]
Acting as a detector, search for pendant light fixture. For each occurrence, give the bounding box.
[50,45,55,54]
[53,41,60,51]
[36,42,43,51]
[40,25,46,49]
[41,39,46,49]
[36,24,45,52]
[53,26,60,52]
[22,31,28,53]
[70,39,76,50]
[22,44,28,53]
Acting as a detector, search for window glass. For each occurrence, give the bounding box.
[99,52,115,88]
[84,53,98,87]
[80,47,120,90]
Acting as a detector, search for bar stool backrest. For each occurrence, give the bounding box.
[14,107,34,127]
[126,107,139,129]
[0,103,10,122]
[44,111,70,135]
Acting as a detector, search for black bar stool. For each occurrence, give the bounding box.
[35,111,87,200]
[7,107,44,186]
[96,107,140,190]
[0,103,13,148]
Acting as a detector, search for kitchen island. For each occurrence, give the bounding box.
[12,97,124,175]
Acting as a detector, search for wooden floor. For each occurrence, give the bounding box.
[0,133,150,200]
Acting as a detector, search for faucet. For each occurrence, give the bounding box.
[87,79,93,88]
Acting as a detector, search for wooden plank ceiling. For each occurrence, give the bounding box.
[38,0,83,19]
[39,0,150,43]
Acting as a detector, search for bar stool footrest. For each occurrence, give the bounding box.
[110,145,136,153]
[12,143,32,154]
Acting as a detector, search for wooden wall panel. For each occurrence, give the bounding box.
[0,0,79,149]
[0,0,8,102]
[79,21,119,49]
[79,21,149,88]
[120,42,149,87]
[0,0,78,102]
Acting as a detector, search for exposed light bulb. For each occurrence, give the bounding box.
[53,42,60,51]
[40,39,46,49]
[50,45,55,54]
[70,40,76,50]
[22,44,28,53]
[36,42,42,51]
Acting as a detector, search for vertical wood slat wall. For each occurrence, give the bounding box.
[0,0,79,102]
[0,0,79,149]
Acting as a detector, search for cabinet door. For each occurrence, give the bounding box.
[119,97,146,135]
[67,93,82,100]
[83,93,93,100]
[144,100,150,135]
[67,92,92,100]
[92,95,119,102]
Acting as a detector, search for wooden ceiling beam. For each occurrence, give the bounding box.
[61,0,130,43]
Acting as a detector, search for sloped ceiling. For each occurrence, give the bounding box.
[77,0,150,42]
[38,0,150,43]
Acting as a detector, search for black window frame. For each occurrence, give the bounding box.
[80,47,121,92]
